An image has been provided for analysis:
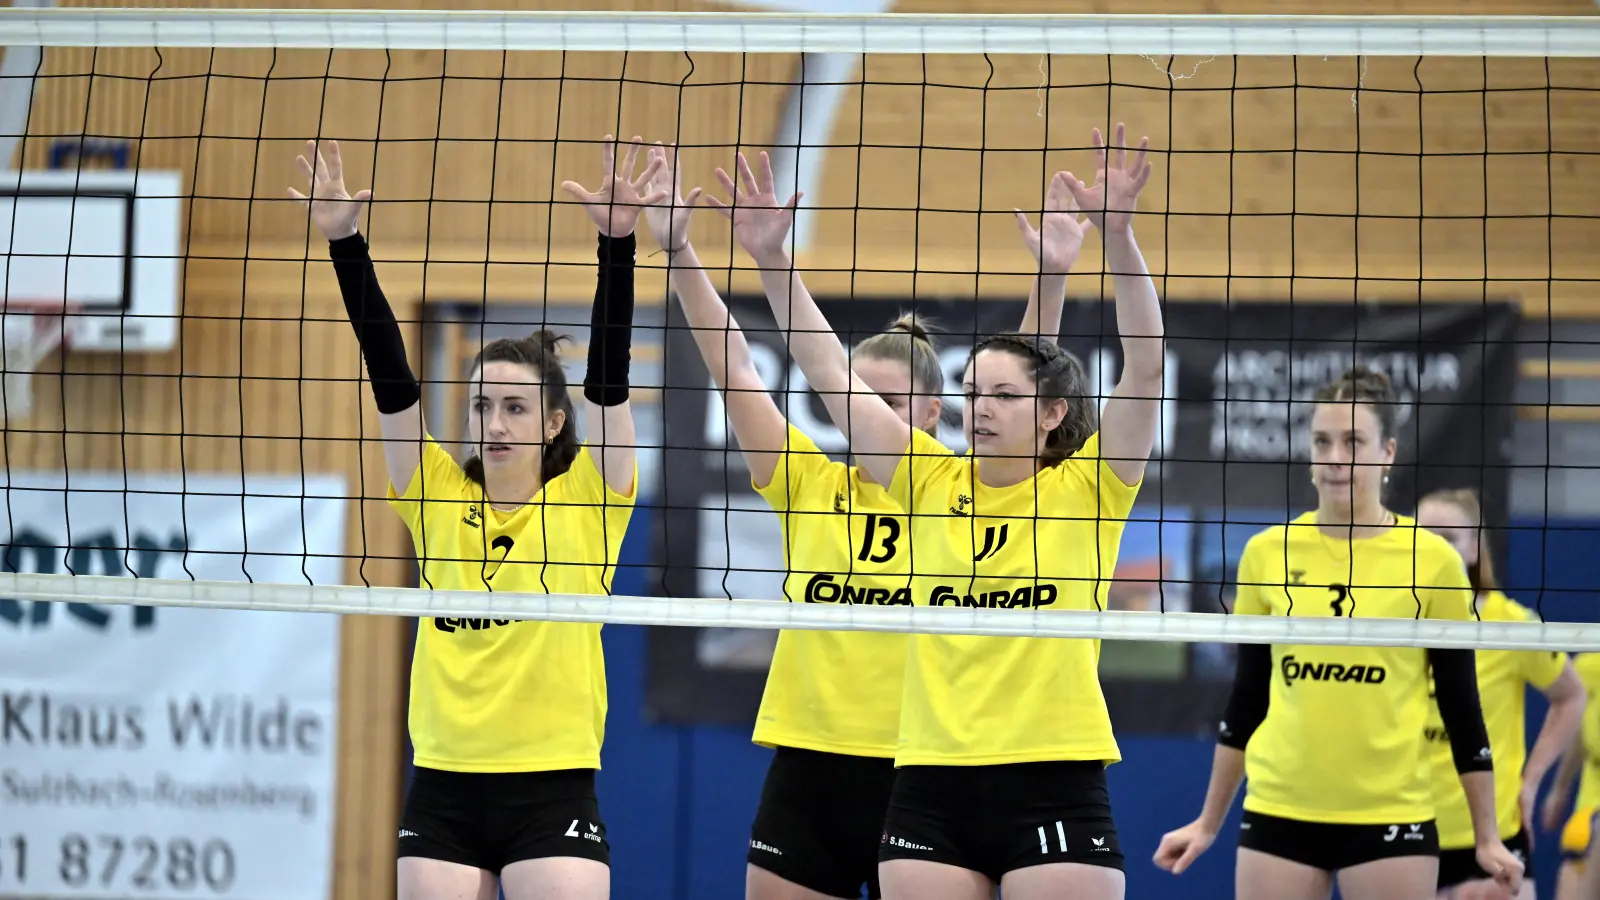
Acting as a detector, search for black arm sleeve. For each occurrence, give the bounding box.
[328,233,420,415]
[583,232,636,407]
[1218,643,1271,750]
[1430,647,1493,774]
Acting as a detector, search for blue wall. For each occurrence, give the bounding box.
[585,510,1599,899]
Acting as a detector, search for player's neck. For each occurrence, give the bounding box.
[485,471,543,511]
[1314,501,1393,540]
[974,454,1035,489]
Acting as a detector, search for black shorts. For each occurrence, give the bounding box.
[748,747,898,899]
[397,766,609,871]
[1238,810,1439,872]
[1437,830,1528,889]
[879,760,1122,882]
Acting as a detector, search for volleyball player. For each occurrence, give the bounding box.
[1153,367,1525,900]
[1544,653,1600,900]
[705,124,1160,900]
[1417,488,1585,899]
[291,136,663,900]
[642,143,1086,900]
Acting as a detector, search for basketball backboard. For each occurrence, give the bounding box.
[0,169,181,353]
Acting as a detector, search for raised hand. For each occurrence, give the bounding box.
[289,140,371,242]
[1015,171,1088,275]
[561,135,668,239]
[705,151,799,263]
[643,143,703,254]
[1065,123,1153,236]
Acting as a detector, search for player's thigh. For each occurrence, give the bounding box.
[1444,879,1531,900]
[878,860,994,900]
[1556,862,1587,900]
[398,857,500,900]
[1000,861,1125,900]
[500,857,609,900]
[1336,855,1440,900]
[747,864,859,900]
[1236,848,1334,900]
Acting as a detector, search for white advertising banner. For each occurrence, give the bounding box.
[0,472,346,900]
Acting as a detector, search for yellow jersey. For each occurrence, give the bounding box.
[1234,514,1474,824]
[888,428,1139,767]
[388,437,636,773]
[1575,654,1600,812]
[1424,592,1565,848]
[751,424,937,757]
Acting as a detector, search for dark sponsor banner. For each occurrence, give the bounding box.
[648,295,1519,732]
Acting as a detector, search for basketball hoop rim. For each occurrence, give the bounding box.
[3,299,85,350]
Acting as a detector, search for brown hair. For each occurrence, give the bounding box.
[1312,365,1398,440]
[853,313,944,436]
[969,334,1096,467]
[1419,487,1498,593]
[461,330,579,487]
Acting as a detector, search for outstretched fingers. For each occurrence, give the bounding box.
[598,134,617,184]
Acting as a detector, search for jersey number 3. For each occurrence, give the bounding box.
[1328,583,1350,617]
[856,514,900,563]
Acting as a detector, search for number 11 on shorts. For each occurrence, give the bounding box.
[1038,821,1068,854]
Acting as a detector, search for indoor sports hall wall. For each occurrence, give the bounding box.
[4,3,1599,900]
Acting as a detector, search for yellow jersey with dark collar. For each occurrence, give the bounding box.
[888,428,1140,767]
[388,437,635,773]
[1234,514,1473,824]
[751,424,942,757]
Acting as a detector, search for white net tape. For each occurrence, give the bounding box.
[1,9,1598,57]
[4,572,1599,651]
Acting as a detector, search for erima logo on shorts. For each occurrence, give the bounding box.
[750,840,782,856]
[564,821,603,843]
[929,584,1057,609]
[803,574,912,606]
[1279,656,1387,685]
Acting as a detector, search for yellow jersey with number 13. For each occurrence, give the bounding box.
[752,425,945,758]
[889,428,1140,768]
[388,437,635,774]
[1234,513,1474,825]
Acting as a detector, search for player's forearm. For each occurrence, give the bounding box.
[1527,687,1587,794]
[665,243,758,391]
[1550,733,1585,797]
[1458,771,1502,846]
[748,250,851,397]
[1101,229,1163,385]
[1198,745,1246,833]
[1018,273,1068,339]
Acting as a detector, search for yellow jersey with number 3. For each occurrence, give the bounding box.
[388,437,635,773]
[751,425,941,757]
[1234,513,1474,824]
[1424,592,1566,848]
[888,428,1140,767]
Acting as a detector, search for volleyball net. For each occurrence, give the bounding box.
[0,7,1598,658]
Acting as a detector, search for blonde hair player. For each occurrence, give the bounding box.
[1154,367,1524,900]
[707,124,1161,900]
[291,136,664,900]
[1418,488,1585,900]
[1544,653,1600,900]
[642,143,1085,900]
